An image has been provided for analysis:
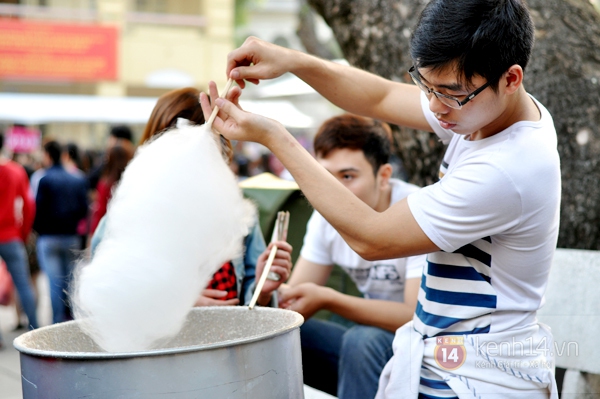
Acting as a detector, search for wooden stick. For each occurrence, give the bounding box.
[282,211,290,241]
[270,212,282,243]
[248,244,278,310]
[249,211,291,308]
[206,78,234,129]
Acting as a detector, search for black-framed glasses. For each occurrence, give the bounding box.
[408,66,494,110]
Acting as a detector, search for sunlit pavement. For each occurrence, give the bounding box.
[0,274,335,399]
[0,273,52,399]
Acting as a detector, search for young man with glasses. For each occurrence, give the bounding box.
[202,0,560,397]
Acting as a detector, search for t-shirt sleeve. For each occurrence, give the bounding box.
[405,254,426,280]
[299,210,333,265]
[407,161,522,253]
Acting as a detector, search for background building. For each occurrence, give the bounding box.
[0,0,234,147]
[0,0,338,179]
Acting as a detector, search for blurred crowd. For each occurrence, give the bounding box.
[0,126,136,347]
[0,118,299,349]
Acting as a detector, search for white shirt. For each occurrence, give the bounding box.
[407,92,561,337]
[301,178,426,302]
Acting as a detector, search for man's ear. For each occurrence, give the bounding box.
[503,64,524,95]
[377,163,393,189]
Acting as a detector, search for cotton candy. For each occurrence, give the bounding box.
[71,122,255,352]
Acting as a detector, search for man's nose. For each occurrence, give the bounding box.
[428,94,450,114]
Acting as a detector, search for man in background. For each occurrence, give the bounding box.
[34,140,88,324]
[279,114,426,399]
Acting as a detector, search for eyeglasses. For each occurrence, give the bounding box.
[408,66,494,110]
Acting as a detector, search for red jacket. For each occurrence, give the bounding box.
[0,160,35,243]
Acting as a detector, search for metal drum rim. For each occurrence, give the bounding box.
[13,306,304,359]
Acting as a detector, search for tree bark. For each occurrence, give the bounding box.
[296,1,338,60]
[306,0,600,250]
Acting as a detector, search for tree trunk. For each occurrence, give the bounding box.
[306,0,600,250]
[296,1,338,60]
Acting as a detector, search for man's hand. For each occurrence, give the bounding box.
[203,80,243,111]
[278,282,334,319]
[194,289,239,307]
[255,240,293,306]
[199,91,288,147]
[226,37,295,89]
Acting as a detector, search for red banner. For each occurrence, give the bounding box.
[5,126,41,153]
[0,19,118,82]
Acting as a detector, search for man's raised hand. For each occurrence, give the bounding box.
[226,37,295,89]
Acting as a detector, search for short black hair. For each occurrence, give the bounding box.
[314,114,392,175]
[44,141,62,165]
[410,0,535,91]
[110,125,133,142]
[65,142,80,164]
[0,133,4,151]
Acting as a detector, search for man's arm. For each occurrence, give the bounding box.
[226,37,431,132]
[327,276,421,331]
[280,277,420,332]
[287,256,333,287]
[201,95,439,260]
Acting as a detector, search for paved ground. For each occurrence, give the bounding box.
[0,273,52,399]
[0,325,26,399]
[0,274,335,399]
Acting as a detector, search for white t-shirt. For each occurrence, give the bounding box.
[301,178,426,302]
[407,92,561,337]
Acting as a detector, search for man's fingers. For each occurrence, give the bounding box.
[238,77,260,86]
[227,86,242,106]
[208,98,233,134]
[214,98,242,122]
[229,66,265,86]
[278,286,300,303]
[199,92,213,122]
[226,49,252,89]
[208,81,219,102]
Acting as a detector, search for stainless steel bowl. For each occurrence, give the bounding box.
[14,306,304,398]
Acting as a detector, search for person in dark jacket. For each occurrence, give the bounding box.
[34,140,88,324]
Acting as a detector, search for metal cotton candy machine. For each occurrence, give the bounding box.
[14,307,304,398]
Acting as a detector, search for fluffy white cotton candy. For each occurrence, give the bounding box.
[71,123,255,352]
